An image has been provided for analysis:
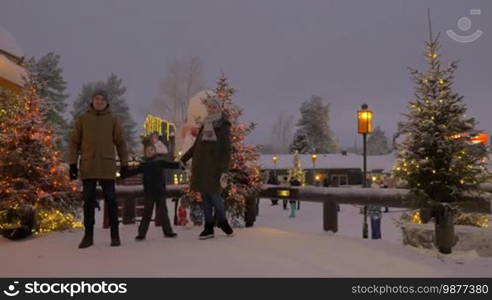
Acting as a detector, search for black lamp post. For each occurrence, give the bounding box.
[358,103,373,239]
[311,154,317,185]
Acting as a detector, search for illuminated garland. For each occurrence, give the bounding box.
[408,209,488,228]
[33,209,82,234]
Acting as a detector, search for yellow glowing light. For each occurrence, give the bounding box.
[32,209,82,235]
[479,216,489,228]
[357,105,373,134]
[411,210,422,224]
[277,189,291,197]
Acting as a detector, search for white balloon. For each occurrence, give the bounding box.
[187,90,213,126]
[178,90,214,153]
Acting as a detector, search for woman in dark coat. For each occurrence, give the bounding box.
[180,98,233,240]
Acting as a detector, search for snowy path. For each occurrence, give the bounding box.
[1,201,490,277]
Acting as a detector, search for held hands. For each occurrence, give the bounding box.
[220,172,230,189]
[69,164,78,180]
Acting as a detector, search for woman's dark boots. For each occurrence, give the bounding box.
[219,220,234,237]
[199,223,215,240]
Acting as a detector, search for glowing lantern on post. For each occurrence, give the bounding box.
[311,154,317,168]
[357,103,373,239]
[357,104,373,134]
[272,155,278,175]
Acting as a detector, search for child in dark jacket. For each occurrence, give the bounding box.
[123,144,184,240]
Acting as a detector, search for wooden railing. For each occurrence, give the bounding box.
[99,184,492,231]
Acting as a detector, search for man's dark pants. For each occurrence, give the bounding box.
[82,179,118,228]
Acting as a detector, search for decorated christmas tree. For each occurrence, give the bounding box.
[288,151,306,185]
[0,74,81,240]
[0,88,21,124]
[394,27,488,206]
[181,74,262,226]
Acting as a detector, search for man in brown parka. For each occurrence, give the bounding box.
[68,90,128,248]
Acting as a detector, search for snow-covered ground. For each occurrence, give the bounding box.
[1,200,490,277]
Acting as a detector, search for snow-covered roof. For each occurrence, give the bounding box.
[0,26,23,57]
[259,153,396,172]
[0,53,26,87]
[0,26,26,89]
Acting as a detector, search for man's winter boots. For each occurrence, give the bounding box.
[78,227,94,249]
[110,226,121,247]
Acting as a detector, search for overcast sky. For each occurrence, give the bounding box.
[1,0,491,148]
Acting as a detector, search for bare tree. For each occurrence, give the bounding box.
[152,56,205,126]
[270,112,295,153]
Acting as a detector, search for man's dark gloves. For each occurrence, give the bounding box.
[69,164,78,180]
[120,165,128,179]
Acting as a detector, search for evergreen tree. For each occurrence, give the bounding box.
[290,95,338,154]
[69,73,138,153]
[394,31,488,204]
[181,74,262,226]
[289,129,313,154]
[367,126,391,155]
[27,52,69,150]
[0,74,81,239]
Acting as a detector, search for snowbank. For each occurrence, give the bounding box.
[0,201,490,277]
